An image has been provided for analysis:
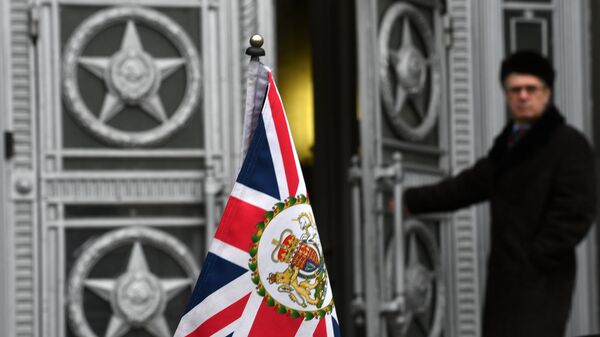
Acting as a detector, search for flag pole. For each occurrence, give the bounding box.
[240,35,268,164]
[246,34,266,61]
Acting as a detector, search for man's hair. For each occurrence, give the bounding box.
[500,50,555,89]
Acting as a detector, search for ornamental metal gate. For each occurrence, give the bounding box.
[353,1,483,336]
[353,1,600,336]
[1,1,274,337]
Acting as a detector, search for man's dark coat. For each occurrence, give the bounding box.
[405,106,596,337]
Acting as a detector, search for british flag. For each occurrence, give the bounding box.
[173,61,340,337]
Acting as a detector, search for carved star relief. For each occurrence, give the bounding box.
[387,18,428,119]
[79,20,185,124]
[84,242,190,337]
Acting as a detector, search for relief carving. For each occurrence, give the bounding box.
[379,3,441,141]
[67,227,199,337]
[63,6,202,147]
[384,219,445,337]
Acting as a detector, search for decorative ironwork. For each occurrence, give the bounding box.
[379,3,441,141]
[352,150,445,336]
[15,177,33,194]
[45,173,204,203]
[63,6,202,147]
[385,219,444,337]
[67,227,199,337]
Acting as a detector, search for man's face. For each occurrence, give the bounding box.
[504,73,551,124]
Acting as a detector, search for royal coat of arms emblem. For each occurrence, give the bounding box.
[249,195,334,320]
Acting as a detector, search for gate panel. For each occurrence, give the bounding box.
[32,1,240,337]
[354,0,482,336]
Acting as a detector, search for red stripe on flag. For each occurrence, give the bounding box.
[267,73,299,197]
[246,299,304,337]
[214,196,266,252]
[187,293,251,337]
[312,318,327,337]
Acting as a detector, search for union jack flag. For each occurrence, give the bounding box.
[174,61,340,337]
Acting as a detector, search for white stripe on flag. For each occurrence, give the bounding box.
[325,315,335,337]
[292,144,307,197]
[231,183,279,211]
[209,238,251,270]
[271,83,306,198]
[332,309,338,322]
[261,96,289,200]
[293,318,319,337]
[173,272,253,337]
[231,291,264,337]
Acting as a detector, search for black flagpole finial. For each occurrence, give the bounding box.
[246,34,266,61]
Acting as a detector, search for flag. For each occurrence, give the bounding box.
[173,60,340,337]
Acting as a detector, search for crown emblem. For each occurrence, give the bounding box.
[271,230,300,264]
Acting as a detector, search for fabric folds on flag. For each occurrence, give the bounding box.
[174,61,340,337]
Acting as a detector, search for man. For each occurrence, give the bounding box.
[404,51,596,337]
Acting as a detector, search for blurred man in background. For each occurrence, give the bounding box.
[404,51,596,337]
